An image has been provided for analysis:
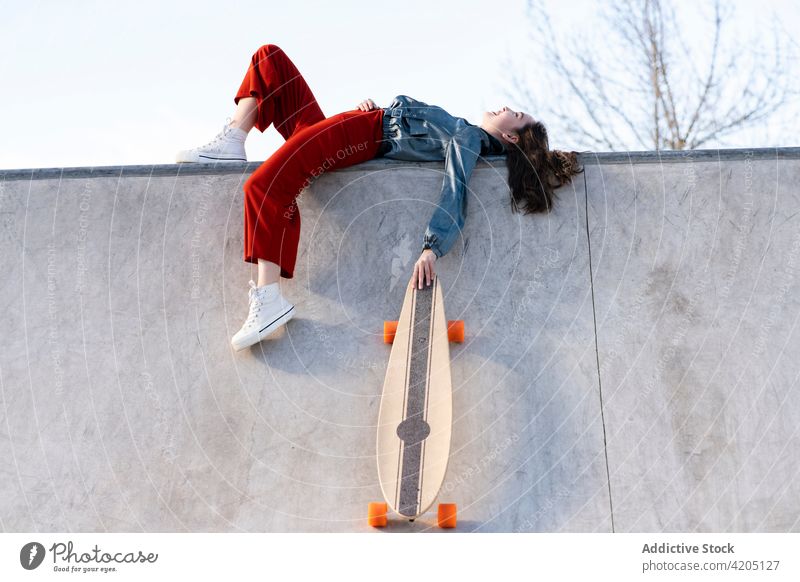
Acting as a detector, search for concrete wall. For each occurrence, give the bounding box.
[1,147,799,532]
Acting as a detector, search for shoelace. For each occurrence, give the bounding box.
[196,117,235,150]
[244,280,279,329]
[243,281,263,328]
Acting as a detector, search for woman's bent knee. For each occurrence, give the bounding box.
[254,43,281,58]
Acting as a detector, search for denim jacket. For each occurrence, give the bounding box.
[378,95,506,258]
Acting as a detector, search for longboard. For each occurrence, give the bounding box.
[368,274,464,528]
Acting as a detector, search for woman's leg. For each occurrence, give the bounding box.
[236,44,328,284]
[178,44,321,164]
[234,44,326,139]
[229,96,258,134]
[231,48,384,349]
[257,258,280,287]
[243,108,386,280]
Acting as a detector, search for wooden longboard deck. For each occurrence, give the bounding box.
[377,275,453,519]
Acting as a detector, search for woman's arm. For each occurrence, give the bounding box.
[422,125,484,259]
[411,125,484,289]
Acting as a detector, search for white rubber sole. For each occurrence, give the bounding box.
[176,151,247,163]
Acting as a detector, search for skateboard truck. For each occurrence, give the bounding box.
[368,501,458,528]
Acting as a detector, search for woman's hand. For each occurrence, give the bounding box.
[412,249,437,289]
[357,98,378,111]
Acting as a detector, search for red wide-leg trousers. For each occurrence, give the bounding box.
[236,44,385,278]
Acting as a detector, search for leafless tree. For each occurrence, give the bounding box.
[508,0,798,151]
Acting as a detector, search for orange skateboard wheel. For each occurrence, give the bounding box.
[383,321,398,344]
[447,320,464,343]
[437,503,457,528]
[368,502,388,527]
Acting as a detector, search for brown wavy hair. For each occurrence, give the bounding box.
[506,120,583,214]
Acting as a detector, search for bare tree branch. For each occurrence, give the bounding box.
[509,0,798,151]
[683,1,723,142]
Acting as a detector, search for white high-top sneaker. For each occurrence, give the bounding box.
[176,118,248,163]
[231,280,295,351]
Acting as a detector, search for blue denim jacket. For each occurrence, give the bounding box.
[378,95,506,258]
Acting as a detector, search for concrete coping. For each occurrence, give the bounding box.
[1,147,799,182]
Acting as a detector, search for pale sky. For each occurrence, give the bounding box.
[0,0,797,170]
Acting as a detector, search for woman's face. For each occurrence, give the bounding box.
[480,106,535,144]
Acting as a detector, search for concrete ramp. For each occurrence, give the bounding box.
[1,148,799,532]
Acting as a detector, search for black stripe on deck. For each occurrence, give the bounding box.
[396,278,435,516]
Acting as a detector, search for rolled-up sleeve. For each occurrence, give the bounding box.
[422,126,484,258]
